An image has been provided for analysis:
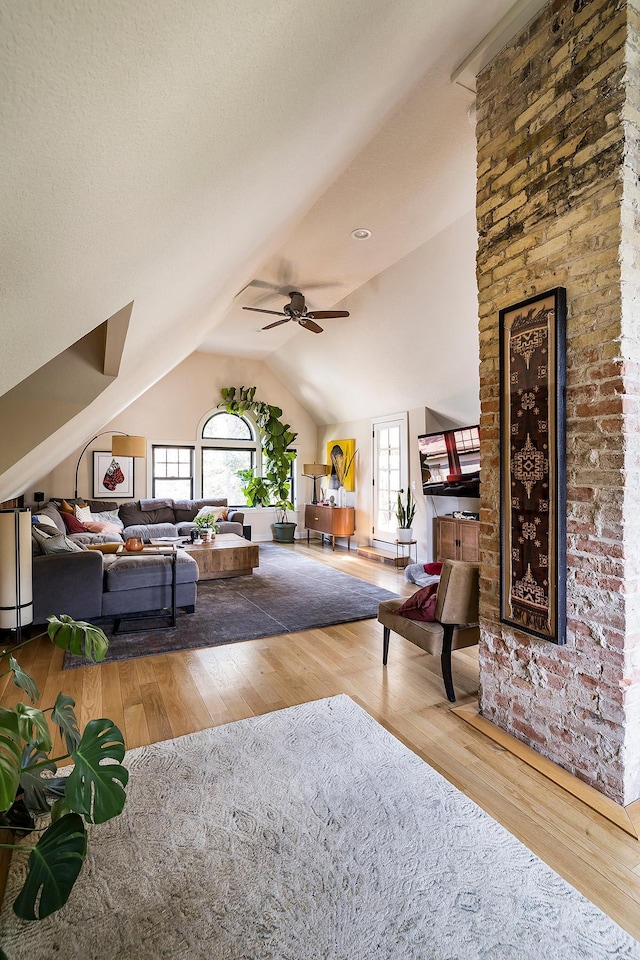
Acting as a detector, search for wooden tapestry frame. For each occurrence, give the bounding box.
[499,287,566,645]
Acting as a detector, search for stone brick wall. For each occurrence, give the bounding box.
[476,0,640,803]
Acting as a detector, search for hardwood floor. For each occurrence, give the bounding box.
[5,539,640,940]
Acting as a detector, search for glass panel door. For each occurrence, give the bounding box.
[372,414,408,544]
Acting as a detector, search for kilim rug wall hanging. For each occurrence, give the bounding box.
[499,287,566,644]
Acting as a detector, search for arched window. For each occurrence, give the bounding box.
[200,411,259,506]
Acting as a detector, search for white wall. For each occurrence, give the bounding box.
[304,212,481,561]
[268,210,480,427]
[32,352,318,540]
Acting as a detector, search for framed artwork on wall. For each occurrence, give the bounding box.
[92,451,135,500]
[326,438,356,492]
[499,286,567,645]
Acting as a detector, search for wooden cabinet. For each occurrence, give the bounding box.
[436,516,480,563]
[305,504,355,551]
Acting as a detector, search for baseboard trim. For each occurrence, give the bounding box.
[452,703,640,840]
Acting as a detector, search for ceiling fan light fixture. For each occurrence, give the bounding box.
[351,227,372,240]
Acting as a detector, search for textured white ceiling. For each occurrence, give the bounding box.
[1,0,528,495]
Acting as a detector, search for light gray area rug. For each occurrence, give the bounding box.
[2,695,639,959]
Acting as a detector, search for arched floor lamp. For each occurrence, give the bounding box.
[74,431,146,499]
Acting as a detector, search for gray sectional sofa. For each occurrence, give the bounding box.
[30,497,246,625]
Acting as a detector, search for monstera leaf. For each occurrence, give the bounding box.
[0,707,22,812]
[47,615,108,662]
[15,704,52,754]
[9,656,39,703]
[52,693,81,754]
[20,745,62,815]
[66,719,128,824]
[12,813,87,920]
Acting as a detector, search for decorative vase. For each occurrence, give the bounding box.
[337,486,346,507]
[124,536,144,552]
[396,527,413,543]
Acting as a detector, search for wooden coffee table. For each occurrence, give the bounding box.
[181,533,259,580]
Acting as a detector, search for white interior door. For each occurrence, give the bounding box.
[372,413,408,545]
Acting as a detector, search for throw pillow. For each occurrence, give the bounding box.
[39,532,87,555]
[91,509,124,530]
[396,582,439,622]
[32,515,63,535]
[84,520,123,535]
[58,499,76,514]
[62,512,88,534]
[194,505,228,522]
[74,503,93,523]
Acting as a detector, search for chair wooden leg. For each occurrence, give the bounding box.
[382,625,390,665]
[441,624,456,702]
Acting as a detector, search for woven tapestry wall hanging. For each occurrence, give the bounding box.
[499,287,566,645]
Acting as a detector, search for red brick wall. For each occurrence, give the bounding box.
[476,0,640,803]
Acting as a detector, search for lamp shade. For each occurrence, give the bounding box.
[303,463,330,478]
[0,509,33,630]
[111,435,146,458]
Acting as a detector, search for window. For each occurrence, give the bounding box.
[152,446,194,499]
[201,411,259,506]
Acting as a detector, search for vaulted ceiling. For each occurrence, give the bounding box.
[0,0,540,498]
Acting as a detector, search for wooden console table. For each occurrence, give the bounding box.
[305,504,355,551]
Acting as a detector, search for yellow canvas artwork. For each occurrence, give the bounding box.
[326,439,356,492]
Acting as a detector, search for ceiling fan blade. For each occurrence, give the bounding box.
[298,318,323,334]
[242,307,287,316]
[305,310,350,320]
[261,318,291,330]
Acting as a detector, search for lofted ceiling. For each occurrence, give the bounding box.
[0,0,542,498]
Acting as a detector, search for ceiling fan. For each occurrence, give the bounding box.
[242,291,349,334]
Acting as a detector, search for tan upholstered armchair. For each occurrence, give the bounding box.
[378,559,480,702]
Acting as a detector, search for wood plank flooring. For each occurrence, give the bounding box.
[4,540,640,941]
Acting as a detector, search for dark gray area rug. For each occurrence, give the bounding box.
[64,543,399,668]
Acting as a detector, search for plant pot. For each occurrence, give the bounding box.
[273,522,297,543]
[200,528,215,543]
[396,527,414,543]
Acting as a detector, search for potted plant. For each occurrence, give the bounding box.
[272,498,296,543]
[193,514,220,542]
[396,488,416,542]
[221,386,298,542]
[0,615,127,930]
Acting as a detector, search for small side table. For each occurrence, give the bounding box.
[395,539,417,568]
[112,545,178,633]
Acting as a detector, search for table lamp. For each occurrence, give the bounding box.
[303,463,330,504]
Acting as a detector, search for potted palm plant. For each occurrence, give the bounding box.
[396,488,416,542]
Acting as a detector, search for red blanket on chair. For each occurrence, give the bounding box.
[396,581,439,622]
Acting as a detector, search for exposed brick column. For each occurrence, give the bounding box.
[476,0,640,803]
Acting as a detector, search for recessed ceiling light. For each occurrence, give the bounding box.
[351,228,372,240]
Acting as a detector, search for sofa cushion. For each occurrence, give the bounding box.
[173,498,227,523]
[32,526,87,554]
[121,522,178,540]
[118,500,176,526]
[61,512,88,534]
[38,504,66,533]
[194,505,228,522]
[103,551,198,592]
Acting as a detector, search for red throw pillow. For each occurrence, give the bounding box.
[423,562,443,576]
[396,582,439,622]
[61,511,88,534]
